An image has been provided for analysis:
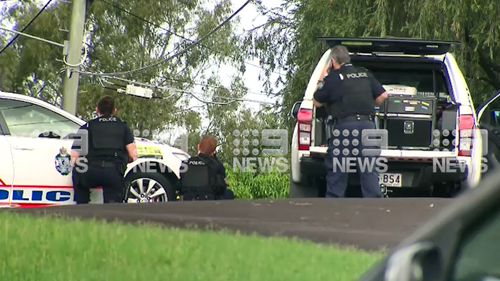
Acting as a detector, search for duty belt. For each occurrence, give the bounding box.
[89,159,118,168]
[335,114,373,123]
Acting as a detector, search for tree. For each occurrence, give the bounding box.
[0,0,246,136]
[0,1,70,105]
[247,0,500,119]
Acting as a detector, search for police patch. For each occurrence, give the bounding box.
[55,147,72,176]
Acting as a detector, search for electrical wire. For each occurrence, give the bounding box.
[98,0,186,40]
[97,0,281,76]
[85,0,253,76]
[0,0,53,55]
[90,72,274,105]
[158,76,272,97]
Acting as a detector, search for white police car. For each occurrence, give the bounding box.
[0,91,188,207]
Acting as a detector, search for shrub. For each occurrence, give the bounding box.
[226,169,289,199]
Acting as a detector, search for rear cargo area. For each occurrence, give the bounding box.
[314,57,458,152]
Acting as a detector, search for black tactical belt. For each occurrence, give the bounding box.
[335,114,373,123]
[89,160,117,168]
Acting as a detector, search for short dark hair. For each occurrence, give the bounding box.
[331,45,351,64]
[97,96,115,116]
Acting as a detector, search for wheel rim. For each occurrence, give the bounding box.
[126,178,168,203]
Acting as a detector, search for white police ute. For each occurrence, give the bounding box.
[290,38,493,197]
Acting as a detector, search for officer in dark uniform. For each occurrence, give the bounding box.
[314,45,388,198]
[71,96,138,204]
[184,135,235,200]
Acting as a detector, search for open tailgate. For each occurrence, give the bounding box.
[318,37,457,55]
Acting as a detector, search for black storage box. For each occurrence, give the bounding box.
[379,95,437,149]
[385,117,433,148]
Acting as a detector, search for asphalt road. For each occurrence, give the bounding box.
[15,198,453,251]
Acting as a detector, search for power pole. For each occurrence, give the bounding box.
[62,0,86,115]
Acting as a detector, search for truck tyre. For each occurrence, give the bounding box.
[124,172,176,203]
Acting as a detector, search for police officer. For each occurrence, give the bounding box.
[71,96,138,204]
[313,45,388,198]
[187,135,234,200]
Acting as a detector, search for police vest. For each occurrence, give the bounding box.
[87,116,128,164]
[195,155,227,195]
[328,65,375,118]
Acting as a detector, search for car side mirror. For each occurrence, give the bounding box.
[385,242,442,281]
[291,101,302,119]
[490,110,500,126]
[478,90,500,122]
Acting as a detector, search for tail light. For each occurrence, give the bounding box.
[298,108,313,150]
[458,114,474,156]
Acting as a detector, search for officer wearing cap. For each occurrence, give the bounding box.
[314,45,388,198]
[71,96,138,204]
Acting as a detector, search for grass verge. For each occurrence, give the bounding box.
[0,212,382,281]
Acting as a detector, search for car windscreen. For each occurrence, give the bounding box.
[0,98,80,138]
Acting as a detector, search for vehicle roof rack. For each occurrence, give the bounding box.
[318,37,460,55]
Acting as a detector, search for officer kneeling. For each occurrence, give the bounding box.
[71,96,138,204]
[313,45,388,198]
[181,136,234,200]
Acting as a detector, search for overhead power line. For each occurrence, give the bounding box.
[158,76,271,97]
[98,0,282,76]
[88,73,275,105]
[85,0,253,77]
[0,26,64,48]
[98,0,186,40]
[0,0,53,55]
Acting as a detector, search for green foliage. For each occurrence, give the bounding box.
[248,0,500,118]
[227,169,289,199]
[0,2,69,103]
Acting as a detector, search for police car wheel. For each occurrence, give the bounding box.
[124,173,175,203]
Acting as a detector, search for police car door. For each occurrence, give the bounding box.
[0,98,79,206]
[0,109,14,207]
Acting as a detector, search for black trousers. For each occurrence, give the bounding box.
[73,162,125,204]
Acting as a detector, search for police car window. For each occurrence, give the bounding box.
[0,99,80,138]
[452,207,500,281]
[371,69,448,96]
[0,109,9,135]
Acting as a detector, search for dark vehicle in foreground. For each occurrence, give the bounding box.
[360,163,500,281]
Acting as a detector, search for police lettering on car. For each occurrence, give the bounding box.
[71,96,138,204]
[0,188,72,203]
[313,45,388,198]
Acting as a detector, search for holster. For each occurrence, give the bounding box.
[325,115,336,141]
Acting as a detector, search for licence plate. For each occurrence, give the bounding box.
[379,173,402,187]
